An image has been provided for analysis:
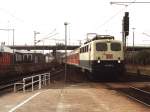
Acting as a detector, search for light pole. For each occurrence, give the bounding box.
[132,28,135,51]
[132,28,135,64]
[34,31,40,53]
[0,28,15,64]
[64,22,68,82]
[36,39,45,54]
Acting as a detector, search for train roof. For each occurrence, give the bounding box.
[67,48,79,56]
[15,50,43,54]
[93,35,114,40]
[0,45,33,54]
[0,45,43,54]
[0,46,13,53]
[84,35,114,44]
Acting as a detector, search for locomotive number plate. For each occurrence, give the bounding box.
[104,64,114,67]
[106,54,113,59]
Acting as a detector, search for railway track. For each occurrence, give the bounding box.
[0,76,25,95]
[117,86,150,107]
[0,68,64,95]
[0,83,14,95]
[119,72,150,82]
[105,82,150,107]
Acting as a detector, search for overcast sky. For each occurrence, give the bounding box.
[0,0,150,46]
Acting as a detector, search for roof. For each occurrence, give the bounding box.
[0,46,13,53]
[0,45,43,54]
[84,35,114,44]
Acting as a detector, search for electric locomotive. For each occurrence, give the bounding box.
[67,35,124,79]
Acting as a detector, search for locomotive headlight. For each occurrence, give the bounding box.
[98,60,100,63]
[118,57,121,63]
[97,57,101,63]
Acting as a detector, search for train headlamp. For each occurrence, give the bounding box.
[118,57,121,63]
[98,57,100,63]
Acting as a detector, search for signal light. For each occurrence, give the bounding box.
[123,12,129,37]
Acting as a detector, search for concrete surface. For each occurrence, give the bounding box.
[0,82,149,112]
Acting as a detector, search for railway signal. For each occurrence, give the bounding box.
[110,1,150,49]
[123,12,129,37]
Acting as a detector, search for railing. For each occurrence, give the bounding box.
[14,72,50,93]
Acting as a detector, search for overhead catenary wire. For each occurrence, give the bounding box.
[110,1,150,4]
[95,0,136,31]
[45,28,56,37]
[36,33,59,44]
[0,8,57,37]
[0,8,24,23]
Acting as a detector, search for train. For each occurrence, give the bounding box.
[66,35,125,80]
[0,45,54,82]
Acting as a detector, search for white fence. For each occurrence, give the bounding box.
[14,72,50,93]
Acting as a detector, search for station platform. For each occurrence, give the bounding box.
[0,82,149,112]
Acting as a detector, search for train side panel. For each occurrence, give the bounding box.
[67,48,80,66]
[79,43,91,70]
[0,52,13,65]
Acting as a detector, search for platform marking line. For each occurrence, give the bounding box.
[8,92,41,112]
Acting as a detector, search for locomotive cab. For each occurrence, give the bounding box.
[80,35,124,79]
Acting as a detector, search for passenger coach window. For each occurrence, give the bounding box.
[96,43,107,51]
[111,43,121,51]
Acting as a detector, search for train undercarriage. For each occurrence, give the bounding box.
[67,62,125,81]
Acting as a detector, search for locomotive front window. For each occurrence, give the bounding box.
[96,43,107,51]
[111,43,121,51]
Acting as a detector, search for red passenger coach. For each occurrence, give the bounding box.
[0,45,49,82]
[0,52,12,65]
[0,46,13,65]
[67,48,80,65]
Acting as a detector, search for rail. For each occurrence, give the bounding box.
[14,72,50,93]
[128,86,150,107]
[117,86,150,107]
